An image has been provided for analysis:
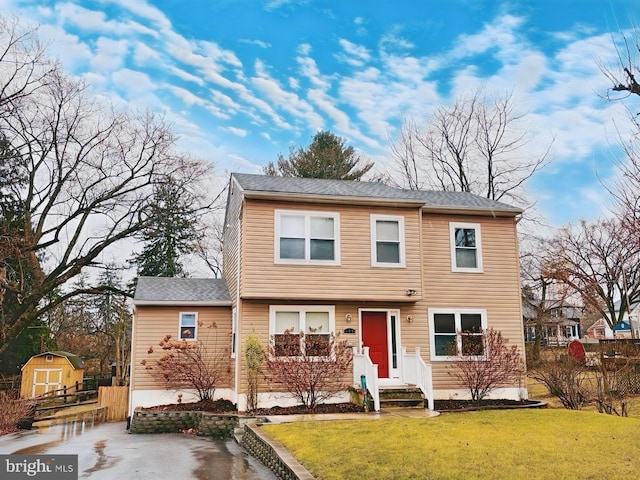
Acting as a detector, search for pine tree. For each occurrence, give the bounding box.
[264,131,374,180]
[133,178,200,277]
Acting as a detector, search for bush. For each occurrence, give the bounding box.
[266,333,352,411]
[530,352,590,410]
[0,390,35,434]
[449,328,525,403]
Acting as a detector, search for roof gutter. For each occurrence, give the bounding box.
[133,300,233,307]
[242,190,425,208]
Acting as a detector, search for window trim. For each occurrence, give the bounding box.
[428,308,487,361]
[269,305,335,358]
[274,209,341,265]
[179,311,198,341]
[370,214,406,267]
[449,222,483,273]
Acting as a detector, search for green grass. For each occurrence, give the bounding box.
[260,409,640,480]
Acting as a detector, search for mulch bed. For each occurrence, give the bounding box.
[139,400,364,415]
[139,399,542,415]
[434,399,545,411]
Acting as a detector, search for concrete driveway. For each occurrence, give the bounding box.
[0,421,276,480]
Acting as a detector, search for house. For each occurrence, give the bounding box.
[130,173,526,413]
[522,302,583,346]
[586,318,613,340]
[588,299,640,340]
[20,351,84,398]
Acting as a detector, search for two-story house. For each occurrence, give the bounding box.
[129,173,526,413]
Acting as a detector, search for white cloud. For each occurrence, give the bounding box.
[90,37,129,71]
[223,126,248,137]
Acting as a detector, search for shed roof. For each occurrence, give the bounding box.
[231,173,523,216]
[133,277,232,306]
[28,351,84,369]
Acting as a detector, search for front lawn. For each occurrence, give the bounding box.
[260,409,640,480]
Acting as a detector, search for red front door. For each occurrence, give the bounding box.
[361,311,389,378]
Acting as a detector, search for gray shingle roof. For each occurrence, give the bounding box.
[134,277,231,305]
[232,173,522,214]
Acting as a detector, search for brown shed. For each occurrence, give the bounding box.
[20,351,84,398]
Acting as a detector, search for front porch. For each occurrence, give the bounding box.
[352,346,434,411]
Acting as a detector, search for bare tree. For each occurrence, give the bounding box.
[0,18,213,354]
[550,218,640,331]
[520,237,576,362]
[390,90,551,209]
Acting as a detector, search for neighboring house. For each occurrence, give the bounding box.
[20,351,84,398]
[522,302,583,346]
[130,173,526,413]
[589,299,640,340]
[586,318,613,340]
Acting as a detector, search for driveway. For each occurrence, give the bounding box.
[0,421,276,480]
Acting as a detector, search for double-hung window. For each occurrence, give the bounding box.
[270,306,334,357]
[371,215,405,267]
[275,210,340,264]
[179,312,198,340]
[429,308,486,360]
[450,222,483,273]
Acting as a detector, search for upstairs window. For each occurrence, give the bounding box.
[179,312,197,340]
[371,215,405,267]
[450,222,483,273]
[275,210,340,264]
[429,308,487,360]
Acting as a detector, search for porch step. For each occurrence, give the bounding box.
[379,385,425,409]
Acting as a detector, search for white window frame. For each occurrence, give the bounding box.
[274,210,341,265]
[428,308,487,361]
[179,312,198,341]
[449,222,483,273]
[370,214,405,267]
[269,305,335,358]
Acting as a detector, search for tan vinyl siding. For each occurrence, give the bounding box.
[420,214,524,390]
[241,200,423,301]
[222,181,243,302]
[235,301,360,396]
[131,306,233,391]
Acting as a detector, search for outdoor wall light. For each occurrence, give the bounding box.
[406,315,413,323]
[406,289,417,296]
[345,313,352,322]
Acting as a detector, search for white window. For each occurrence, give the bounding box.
[370,215,405,267]
[429,308,487,360]
[450,222,483,273]
[275,210,340,264]
[179,312,198,340]
[269,305,335,357]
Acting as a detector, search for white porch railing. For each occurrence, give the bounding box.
[402,347,434,410]
[353,346,435,411]
[352,346,380,411]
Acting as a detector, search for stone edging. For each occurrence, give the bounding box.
[129,409,314,479]
[241,423,315,480]
[128,409,238,439]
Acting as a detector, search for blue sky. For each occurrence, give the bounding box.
[2,0,638,227]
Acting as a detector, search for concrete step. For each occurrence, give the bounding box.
[379,385,426,409]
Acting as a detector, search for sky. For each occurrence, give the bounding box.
[1,0,639,228]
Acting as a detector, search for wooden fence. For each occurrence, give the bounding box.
[98,386,129,422]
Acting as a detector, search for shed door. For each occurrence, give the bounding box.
[32,369,62,397]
